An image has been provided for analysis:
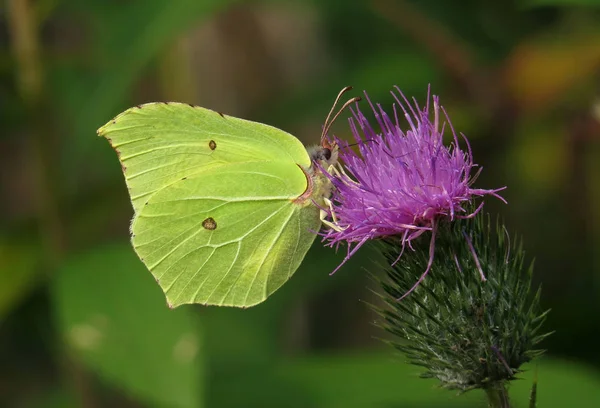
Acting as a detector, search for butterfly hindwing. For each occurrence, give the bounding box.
[132,161,320,307]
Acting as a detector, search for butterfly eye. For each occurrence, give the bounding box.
[323,148,332,161]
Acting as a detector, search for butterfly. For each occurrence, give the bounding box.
[97,87,359,308]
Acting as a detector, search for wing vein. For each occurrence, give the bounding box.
[242,206,296,305]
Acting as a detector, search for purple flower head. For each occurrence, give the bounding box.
[323,86,506,299]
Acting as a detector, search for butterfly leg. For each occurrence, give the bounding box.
[329,163,358,185]
[319,197,346,232]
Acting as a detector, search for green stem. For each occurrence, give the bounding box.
[485,383,511,408]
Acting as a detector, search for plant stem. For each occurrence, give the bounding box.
[485,383,511,408]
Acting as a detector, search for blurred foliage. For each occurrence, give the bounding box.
[1,0,599,407]
[53,244,203,407]
[525,0,600,6]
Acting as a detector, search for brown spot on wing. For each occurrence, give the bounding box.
[202,217,217,230]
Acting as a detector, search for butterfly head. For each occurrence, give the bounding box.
[307,140,338,168]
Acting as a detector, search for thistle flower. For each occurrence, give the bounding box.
[321,87,549,405]
[324,87,505,298]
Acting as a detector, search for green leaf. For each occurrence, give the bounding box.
[511,359,600,407]
[206,351,600,407]
[256,353,482,407]
[273,354,600,408]
[52,243,203,408]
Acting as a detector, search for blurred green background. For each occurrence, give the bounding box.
[2,0,600,407]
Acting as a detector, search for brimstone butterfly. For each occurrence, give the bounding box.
[98,88,359,308]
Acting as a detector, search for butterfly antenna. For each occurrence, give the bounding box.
[321,86,355,142]
[321,95,362,144]
[322,86,353,134]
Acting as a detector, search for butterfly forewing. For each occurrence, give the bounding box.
[98,103,311,213]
